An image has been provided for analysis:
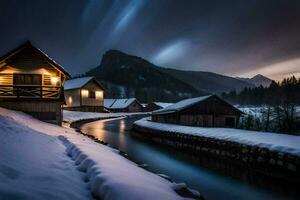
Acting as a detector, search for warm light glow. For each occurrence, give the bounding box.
[68,96,73,104]
[81,89,89,97]
[236,58,300,81]
[51,76,59,85]
[95,91,103,100]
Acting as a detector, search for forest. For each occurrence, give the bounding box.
[222,76,300,134]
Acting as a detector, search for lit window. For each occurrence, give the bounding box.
[95,91,103,100]
[51,76,60,85]
[81,89,89,97]
[68,96,73,104]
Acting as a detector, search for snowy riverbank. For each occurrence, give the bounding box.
[63,110,147,123]
[134,118,300,157]
[0,108,199,200]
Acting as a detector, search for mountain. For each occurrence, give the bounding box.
[85,50,205,102]
[85,50,255,101]
[236,74,273,87]
[158,68,255,94]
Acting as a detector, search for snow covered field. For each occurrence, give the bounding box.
[0,108,193,200]
[134,118,300,157]
[63,110,147,123]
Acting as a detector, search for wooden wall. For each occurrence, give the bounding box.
[64,89,81,107]
[0,101,62,125]
[81,81,104,107]
[64,81,104,112]
[152,96,240,128]
[128,101,143,112]
[0,64,63,87]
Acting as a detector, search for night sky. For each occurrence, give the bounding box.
[0,0,299,80]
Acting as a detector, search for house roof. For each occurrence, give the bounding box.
[152,95,213,115]
[153,102,174,109]
[104,98,139,109]
[0,41,71,78]
[64,76,105,90]
[152,95,243,115]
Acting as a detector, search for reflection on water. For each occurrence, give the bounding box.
[80,116,299,200]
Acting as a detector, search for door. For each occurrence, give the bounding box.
[225,117,235,128]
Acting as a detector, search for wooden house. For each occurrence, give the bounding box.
[152,95,243,128]
[104,98,143,113]
[64,77,105,112]
[0,41,71,125]
[143,102,173,112]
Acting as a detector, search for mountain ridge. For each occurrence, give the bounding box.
[236,74,273,87]
[85,49,263,101]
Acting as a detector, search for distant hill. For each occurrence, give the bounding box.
[158,68,255,94]
[85,50,255,101]
[236,74,273,87]
[85,50,205,102]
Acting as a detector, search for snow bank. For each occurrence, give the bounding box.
[63,110,146,123]
[134,118,300,156]
[0,110,92,200]
[0,108,187,200]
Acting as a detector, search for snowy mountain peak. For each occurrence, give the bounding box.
[236,74,273,87]
[250,74,273,87]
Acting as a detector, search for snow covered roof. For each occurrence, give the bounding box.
[64,77,94,90]
[153,102,174,109]
[104,99,115,108]
[153,95,213,115]
[64,76,104,90]
[104,98,139,109]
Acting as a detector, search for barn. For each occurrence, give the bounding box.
[0,41,71,125]
[104,98,143,113]
[151,95,243,128]
[64,76,105,112]
[143,102,173,112]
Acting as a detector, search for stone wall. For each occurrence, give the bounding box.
[132,123,300,179]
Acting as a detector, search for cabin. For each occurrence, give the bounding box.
[143,102,173,112]
[64,76,105,112]
[104,98,143,113]
[0,41,71,125]
[151,95,243,128]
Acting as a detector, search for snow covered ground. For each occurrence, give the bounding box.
[134,118,300,157]
[0,108,193,200]
[63,110,147,123]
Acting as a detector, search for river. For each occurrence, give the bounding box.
[80,116,299,200]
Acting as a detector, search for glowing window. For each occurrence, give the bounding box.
[68,96,73,104]
[81,89,89,97]
[95,91,103,100]
[51,76,60,85]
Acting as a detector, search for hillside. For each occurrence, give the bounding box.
[86,50,205,102]
[158,68,255,94]
[85,50,255,101]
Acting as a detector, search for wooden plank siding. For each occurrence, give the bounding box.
[0,101,62,125]
[152,96,242,128]
[64,80,104,112]
[81,81,104,107]
[0,41,71,125]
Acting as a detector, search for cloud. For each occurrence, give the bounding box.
[113,0,144,32]
[152,39,192,65]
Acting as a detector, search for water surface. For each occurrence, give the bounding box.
[80,116,299,200]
